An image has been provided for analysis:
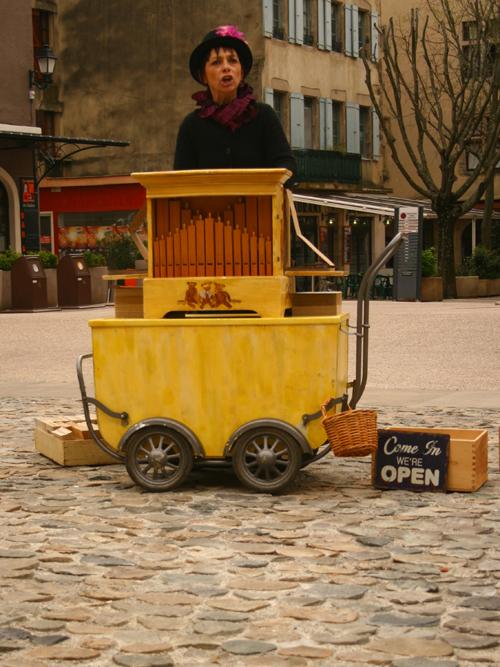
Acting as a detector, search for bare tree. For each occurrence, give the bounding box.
[362,0,500,297]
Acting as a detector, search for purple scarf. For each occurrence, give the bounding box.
[192,83,257,132]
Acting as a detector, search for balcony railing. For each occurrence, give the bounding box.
[293,148,361,184]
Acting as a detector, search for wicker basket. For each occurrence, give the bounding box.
[321,404,378,457]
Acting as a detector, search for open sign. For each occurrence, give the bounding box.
[374,429,449,492]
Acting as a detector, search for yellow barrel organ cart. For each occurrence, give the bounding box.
[77,169,404,492]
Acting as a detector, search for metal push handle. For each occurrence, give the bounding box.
[349,231,406,409]
[76,353,127,461]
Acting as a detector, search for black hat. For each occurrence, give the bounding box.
[189,25,253,84]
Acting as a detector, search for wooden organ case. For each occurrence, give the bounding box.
[132,169,294,318]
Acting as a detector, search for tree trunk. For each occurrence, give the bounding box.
[438,214,457,299]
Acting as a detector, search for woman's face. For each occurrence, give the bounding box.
[202,47,243,104]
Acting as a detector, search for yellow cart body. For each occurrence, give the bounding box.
[90,314,348,458]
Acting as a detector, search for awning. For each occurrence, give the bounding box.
[293,192,498,220]
[0,130,129,185]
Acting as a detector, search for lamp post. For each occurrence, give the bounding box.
[29,44,57,93]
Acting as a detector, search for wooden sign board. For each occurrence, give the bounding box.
[374,429,449,492]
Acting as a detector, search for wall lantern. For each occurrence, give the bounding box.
[29,44,57,91]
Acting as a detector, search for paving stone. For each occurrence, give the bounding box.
[31,634,69,646]
[368,637,454,657]
[460,595,500,611]
[278,645,334,658]
[368,612,441,627]
[392,660,458,667]
[193,620,244,635]
[221,639,277,655]
[113,655,174,667]
[442,632,499,649]
[280,606,358,623]
[306,583,368,599]
[27,646,101,660]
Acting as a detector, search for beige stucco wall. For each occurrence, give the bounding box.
[0,0,34,126]
[55,0,265,176]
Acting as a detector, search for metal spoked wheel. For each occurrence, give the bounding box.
[125,426,193,492]
[232,426,302,493]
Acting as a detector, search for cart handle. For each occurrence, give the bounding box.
[76,354,127,461]
[350,231,406,409]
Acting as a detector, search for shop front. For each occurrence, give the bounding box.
[39,176,146,255]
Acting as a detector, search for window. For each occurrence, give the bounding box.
[359,106,371,157]
[273,0,286,39]
[32,9,51,48]
[462,21,478,42]
[304,96,314,149]
[358,10,369,51]
[332,101,343,149]
[273,91,290,137]
[303,0,313,45]
[332,3,342,52]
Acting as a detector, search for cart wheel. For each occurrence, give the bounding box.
[125,426,193,492]
[232,426,302,493]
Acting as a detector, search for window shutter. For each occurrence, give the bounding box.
[352,5,359,58]
[319,98,327,149]
[325,0,332,51]
[346,102,360,154]
[372,108,380,159]
[318,0,325,50]
[295,0,304,45]
[371,11,378,61]
[264,88,274,106]
[344,4,353,57]
[325,98,333,150]
[289,0,296,43]
[263,0,273,37]
[290,93,305,148]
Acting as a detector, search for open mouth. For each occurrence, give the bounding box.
[221,76,234,85]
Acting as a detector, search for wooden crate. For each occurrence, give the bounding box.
[35,427,117,466]
[291,291,342,316]
[372,426,488,493]
[114,286,143,318]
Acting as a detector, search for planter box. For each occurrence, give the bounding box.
[45,268,58,307]
[456,275,479,298]
[420,276,443,302]
[0,270,11,310]
[478,279,489,297]
[488,278,500,297]
[89,266,109,304]
[372,426,488,492]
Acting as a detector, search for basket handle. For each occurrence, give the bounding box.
[320,395,349,418]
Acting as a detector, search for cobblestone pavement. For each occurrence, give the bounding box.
[1,396,499,666]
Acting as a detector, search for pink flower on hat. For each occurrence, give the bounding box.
[215,25,246,41]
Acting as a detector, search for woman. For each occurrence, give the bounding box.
[174,25,296,178]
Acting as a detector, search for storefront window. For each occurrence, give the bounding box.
[349,216,372,274]
[57,210,138,251]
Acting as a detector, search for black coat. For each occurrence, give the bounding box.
[173,102,297,179]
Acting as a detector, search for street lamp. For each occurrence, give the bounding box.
[29,44,57,92]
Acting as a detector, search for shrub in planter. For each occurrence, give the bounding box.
[471,246,500,279]
[102,234,140,270]
[420,248,442,301]
[0,249,21,271]
[421,247,438,277]
[83,250,107,268]
[37,250,58,269]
